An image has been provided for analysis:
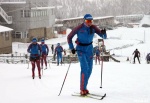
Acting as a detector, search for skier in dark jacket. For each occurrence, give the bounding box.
[67,14,107,95]
[146,53,150,64]
[27,38,42,79]
[132,49,140,64]
[51,44,54,54]
[54,43,63,66]
[40,39,49,69]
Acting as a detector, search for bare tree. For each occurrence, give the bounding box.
[52,0,150,19]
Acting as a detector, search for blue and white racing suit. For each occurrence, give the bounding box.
[67,23,107,90]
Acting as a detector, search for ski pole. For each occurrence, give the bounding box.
[48,57,51,69]
[41,57,43,75]
[100,56,103,88]
[58,60,71,96]
[42,66,43,75]
[27,61,30,69]
[100,39,104,88]
[49,60,51,68]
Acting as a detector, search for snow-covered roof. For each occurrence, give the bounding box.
[116,14,144,18]
[139,15,150,27]
[31,6,55,10]
[31,6,62,10]
[0,2,26,4]
[0,25,13,33]
[53,24,63,27]
[62,16,83,21]
[94,16,114,20]
[61,16,114,21]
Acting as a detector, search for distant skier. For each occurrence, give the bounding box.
[54,43,63,66]
[67,14,107,95]
[27,38,42,79]
[95,46,101,65]
[132,49,140,64]
[51,44,54,54]
[146,53,150,64]
[40,39,49,69]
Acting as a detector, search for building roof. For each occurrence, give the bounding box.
[0,25,13,32]
[61,16,114,21]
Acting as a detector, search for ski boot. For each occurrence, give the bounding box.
[32,76,35,79]
[85,90,89,94]
[44,66,47,70]
[32,73,35,79]
[39,73,41,79]
[39,75,41,79]
[57,63,59,66]
[80,90,89,96]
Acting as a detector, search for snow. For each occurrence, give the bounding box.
[0,25,13,32]
[139,15,150,27]
[1,61,150,103]
[1,15,150,103]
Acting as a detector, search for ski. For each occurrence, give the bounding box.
[88,93,106,98]
[74,92,106,97]
[72,93,106,100]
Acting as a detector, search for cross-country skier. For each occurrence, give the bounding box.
[27,38,42,79]
[67,14,107,95]
[51,44,54,54]
[54,43,64,66]
[40,39,49,69]
[146,53,150,64]
[95,46,101,65]
[132,48,140,64]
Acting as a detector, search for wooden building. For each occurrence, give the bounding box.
[0,25,13,54]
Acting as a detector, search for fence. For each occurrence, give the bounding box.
[0,54,78,64]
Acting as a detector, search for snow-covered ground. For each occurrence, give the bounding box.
[1,61,150,103]
[1,18,150,103]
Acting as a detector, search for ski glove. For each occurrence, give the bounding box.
[101,29,106,34]
[71,48,76,54]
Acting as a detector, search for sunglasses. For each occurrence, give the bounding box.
[85,20,93,23]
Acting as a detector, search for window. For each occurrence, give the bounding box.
[23,32,28,38]
[5,32,9,41]
[12,31,22,39]
[25,10,31,17]
[16,34,21,38]
[30,10,49,17]
[21,10,24,17]
[21,10,31,18]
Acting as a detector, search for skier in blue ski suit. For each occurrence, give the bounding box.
[54,43,64,66]
[27,38,42,79]
[40,39,49,69]
[67,14,107,95]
